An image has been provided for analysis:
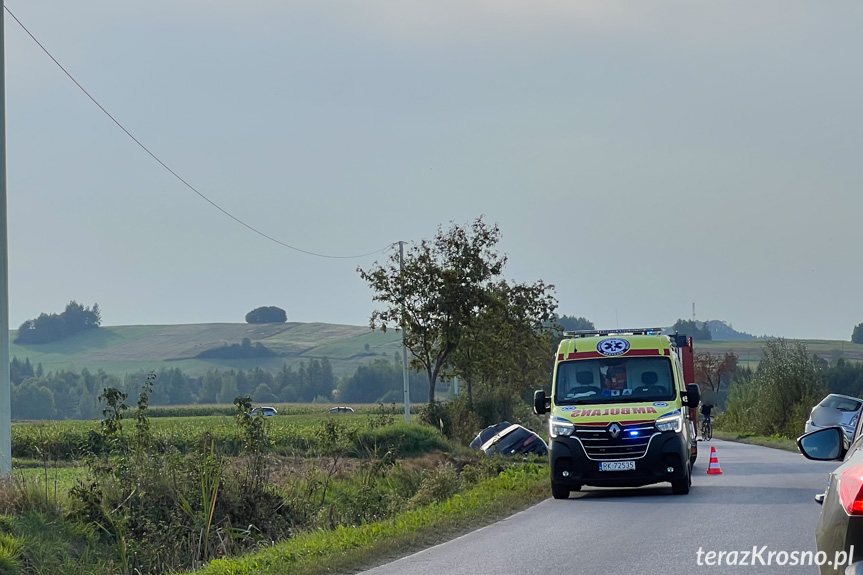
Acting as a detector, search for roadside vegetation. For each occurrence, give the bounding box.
[706,337,863,443]
[0,382,548,575]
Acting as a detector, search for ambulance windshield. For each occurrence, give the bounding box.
[555,357,675,405]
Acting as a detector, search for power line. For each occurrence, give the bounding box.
[5,6,393,260]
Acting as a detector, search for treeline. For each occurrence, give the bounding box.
[817,357,863,398]
[9,353,430,420]
[15,301,101,344]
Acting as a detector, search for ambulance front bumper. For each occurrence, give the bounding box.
[549,431,688,488]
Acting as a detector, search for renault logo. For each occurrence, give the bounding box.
[608,423,621,439]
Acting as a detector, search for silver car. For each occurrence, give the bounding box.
[805,394,862,442]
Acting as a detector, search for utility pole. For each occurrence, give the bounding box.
[0,3,12,475]
[399,241,410,423]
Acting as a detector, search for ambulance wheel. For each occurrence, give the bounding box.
[551,482,570,499]
[671,463,691,495]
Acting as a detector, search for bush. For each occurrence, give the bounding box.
[418,402,453,438]
[407,463,462,509]
[349,424,451,459]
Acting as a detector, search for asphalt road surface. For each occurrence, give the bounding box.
[359,440,843,575]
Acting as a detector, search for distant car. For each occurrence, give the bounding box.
[469,422,548,457]
[328,406,355,414]
[248,406,278,417]
[798,425,863,574]
[805,394,862,442]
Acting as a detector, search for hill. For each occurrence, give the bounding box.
[703,320,758,341]
[10,322,863,379]
[9,322,403,378]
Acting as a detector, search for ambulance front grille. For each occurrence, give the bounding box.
[574,424,657,460]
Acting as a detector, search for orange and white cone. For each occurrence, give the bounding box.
[707,446,723,475]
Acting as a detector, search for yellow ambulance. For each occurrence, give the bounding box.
[534,328,700,498]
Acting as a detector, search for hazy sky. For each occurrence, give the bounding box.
[5,1,862,340]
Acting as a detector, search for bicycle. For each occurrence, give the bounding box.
[701,415,713,441]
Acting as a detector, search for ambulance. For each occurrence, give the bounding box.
[533,328,700,499]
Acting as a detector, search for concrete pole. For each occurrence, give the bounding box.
[399,241,410,423]
[0,3,12,475]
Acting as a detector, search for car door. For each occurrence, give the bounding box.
[814,417,863,573]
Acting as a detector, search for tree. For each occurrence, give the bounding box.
[450,280,557,412]
[200,370,222,403]
[358,218,507,402]
[245,306,287,324]
[671,319,711,341]
[253,383,278,403]
[216,375,239,404]
[320,358,335,400]
[168,368,194,405]
[556,315,594,332]
[694,351,738,395]
[12,381,55,420]
[852,323,863,344]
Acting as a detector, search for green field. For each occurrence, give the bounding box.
[694,339,863,368]
[9,322,402,378]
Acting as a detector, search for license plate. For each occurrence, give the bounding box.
[599,461,635,471]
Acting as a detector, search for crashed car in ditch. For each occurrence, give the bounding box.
[469,421,548,457]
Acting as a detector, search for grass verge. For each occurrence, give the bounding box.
[188,463,550,575]
[712,430,799,453]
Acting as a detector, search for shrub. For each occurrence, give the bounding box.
[418,402,453,438]
[407,463,462,509]
[349,424,450,459]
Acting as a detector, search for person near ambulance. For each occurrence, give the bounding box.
[700,402,714,430]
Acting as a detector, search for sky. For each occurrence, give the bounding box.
[3,1,863,341]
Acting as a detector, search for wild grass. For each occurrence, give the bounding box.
[188,462,550,575]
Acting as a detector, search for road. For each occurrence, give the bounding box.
[359,440,842,575]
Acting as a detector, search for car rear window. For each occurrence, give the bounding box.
[821,396,862,412]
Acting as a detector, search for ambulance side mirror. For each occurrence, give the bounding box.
[684,384,700,408]
[534,390,550,415]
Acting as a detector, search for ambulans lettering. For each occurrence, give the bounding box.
[570,406,656,418]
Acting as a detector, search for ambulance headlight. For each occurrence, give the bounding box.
[655,413,683,433]
[550,420,575,437]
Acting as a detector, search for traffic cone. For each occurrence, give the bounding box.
[707,446,723,475]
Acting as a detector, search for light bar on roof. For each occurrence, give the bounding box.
[562,328,668,338]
